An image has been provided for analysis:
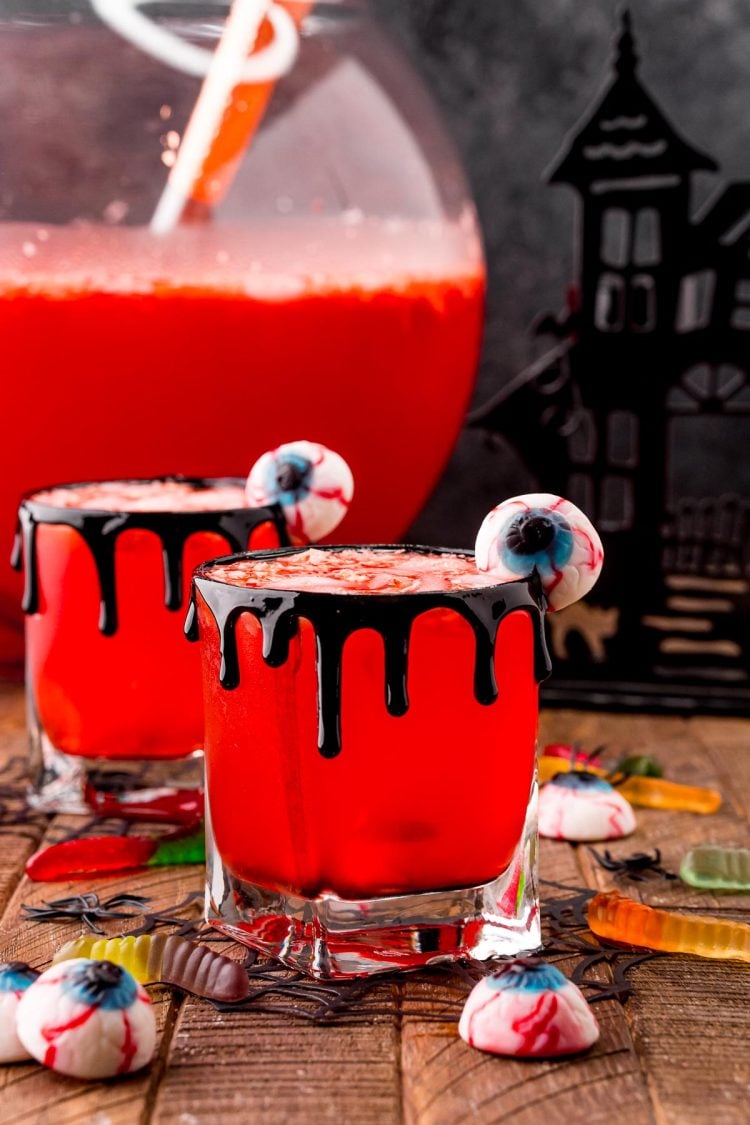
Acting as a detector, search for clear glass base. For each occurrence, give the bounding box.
[206,784,540,979]
[26,693,203,816]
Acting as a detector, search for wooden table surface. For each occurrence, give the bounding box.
[0,682,748,1124]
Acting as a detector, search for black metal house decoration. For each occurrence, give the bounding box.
[473,10,750,713]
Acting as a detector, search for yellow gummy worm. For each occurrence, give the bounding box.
[53,933,248,1002]
[615,776,722,814]
[588,890,750,962]
[55,933,158,982]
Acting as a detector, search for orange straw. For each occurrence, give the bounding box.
[190,2,313,208]
[151,0,312,232]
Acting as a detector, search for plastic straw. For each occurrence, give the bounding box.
[93,0,302,231]
[151,0,272,235]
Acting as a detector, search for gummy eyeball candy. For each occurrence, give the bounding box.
[474,493,603,611]
[458,959,599,1057]
[16,959,156,1079]
[0,962,39,1062]
[246,440,354,542]
[538,771,636,842]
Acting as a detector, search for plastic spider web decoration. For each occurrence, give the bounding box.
[20,882,663,1020]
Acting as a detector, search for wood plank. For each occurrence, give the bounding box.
[0,689,747,1124]
[152,1000,402,1124]
[399,837,656,1125]
[690,715,750,823]
[541,710,750,1125]
[0,684,50,915]
[0,790,201,1124]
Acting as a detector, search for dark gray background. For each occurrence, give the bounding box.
[372,0,750,545]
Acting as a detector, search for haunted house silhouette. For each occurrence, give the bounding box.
[474,11,750,712]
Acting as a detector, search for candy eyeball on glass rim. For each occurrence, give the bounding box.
[246,440,354,542]
[0,961,39,1062]
[538,770,636,842]
[474,493,603,611]
[16,959,156,1079]
[459,959,599,1058]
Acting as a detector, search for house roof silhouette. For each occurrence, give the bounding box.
[547,10,716,188]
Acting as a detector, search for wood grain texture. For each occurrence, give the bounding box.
[0,687,746,1124]
[400,838,655,1125]
[0,685,49,915]
[540,709,750,1125]
[152,1001,402,1124]
[0,761,200,1124]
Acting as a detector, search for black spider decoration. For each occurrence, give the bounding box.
[589,847,678,882]
[21,887,234,943]
[22,892,150,934]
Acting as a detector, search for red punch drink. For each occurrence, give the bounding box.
[15,479,287,812]
[191,545,549,978]
[0,220,484,675]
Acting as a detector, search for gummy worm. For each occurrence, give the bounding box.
[26,826,205,881]
[615,776,721,814]
[85,783,204,825]
[680,845,750,892]
[588,890,750,962]
[53,933,249,1003]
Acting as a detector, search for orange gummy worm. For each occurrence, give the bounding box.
[616,776,722,814]
[588,890,750,962]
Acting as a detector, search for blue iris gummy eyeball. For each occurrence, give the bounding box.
[246,440,354,542]
[474,493,603,610]
[458,958,599,1057]
[0,961,39,1062]
[539,771,636,842]
[15,959,156,1079]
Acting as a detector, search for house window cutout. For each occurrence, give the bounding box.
[630,273,656,331]
[568,408,597,464]
[633,208,661,265]
[672,363,750,412]
[676,270,716,332]
[731,279,750,329]
[600,475,634,531]
[601,208,630,267]
[567,472,595,516]
[595,273,625,331]
[607,410,639,468]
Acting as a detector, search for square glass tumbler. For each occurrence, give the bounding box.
[14,478,287,813]
[190,544,551,978]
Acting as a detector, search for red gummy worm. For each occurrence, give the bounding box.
[26,836,157,881]
[85,784,204,825]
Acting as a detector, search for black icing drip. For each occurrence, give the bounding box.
[187,545,551,759]
[12,477,289,636]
